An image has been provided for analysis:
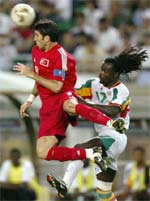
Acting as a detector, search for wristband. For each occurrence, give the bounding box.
[26,94,35,103]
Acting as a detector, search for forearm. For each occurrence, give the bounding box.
[25,83,38,104]
[31,73,63,93]
[31,83,38,97]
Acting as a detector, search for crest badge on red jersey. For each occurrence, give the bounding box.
[40,58,49,67]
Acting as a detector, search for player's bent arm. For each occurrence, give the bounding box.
[13,63,63,93]
[32,73,63,93]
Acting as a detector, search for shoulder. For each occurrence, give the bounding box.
[86,78,99,87]
[0,160,11,170]
[32,45,38,53]
[57,46,75,60]
[117,82,129,95]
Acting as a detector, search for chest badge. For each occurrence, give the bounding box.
[40,58,49,67]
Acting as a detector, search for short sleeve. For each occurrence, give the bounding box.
[76,79,94,99]
[52,47,68,82]
[110,86,131,111]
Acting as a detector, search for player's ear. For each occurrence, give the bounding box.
[44,35,50,42]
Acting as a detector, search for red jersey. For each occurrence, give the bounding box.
[32,44,76,101]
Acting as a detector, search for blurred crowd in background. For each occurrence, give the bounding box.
[0,0,150,84]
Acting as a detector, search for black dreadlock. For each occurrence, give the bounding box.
[104,46,148,74]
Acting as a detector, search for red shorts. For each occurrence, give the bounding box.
[37,91,77,139]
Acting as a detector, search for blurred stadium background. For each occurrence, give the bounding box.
[0,0,150,200]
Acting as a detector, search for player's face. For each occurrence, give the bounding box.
[34,30,47,51]
[99,62,116,86]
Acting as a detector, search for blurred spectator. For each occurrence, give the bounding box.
[119,32,132,50]
[0,33,17,71]
[141,32,150,67]
[0,148,40,201]
[51,0,73,21]
[83,0,104,33]
[118,22,137,46]
[97,0,111,13]
[0,2,14,35]
[122,0,138,23]
[109,0,130,28]
[137,32,150,85]
[124,0,138,14]
[136,9,150,44]
[36,1,63,24]
[11,26,34,54]
[118,146,150,201]
[70,11,94,48]
[71,11,93,37]
[61,31,77,54]
[73,34,107,72]
[96,16,122,55]
[143,8,150,30]
[132,0,149,26]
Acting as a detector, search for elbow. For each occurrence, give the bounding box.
[53,88,62,93]
[49,81,63,93]
[53,85,62,93]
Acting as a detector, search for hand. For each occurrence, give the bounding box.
[19,101,32,118]
[13,63,34,78]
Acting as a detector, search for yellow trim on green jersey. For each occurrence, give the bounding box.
[76,87,92,99]
[121,97,131,111]
[76,79,95,99]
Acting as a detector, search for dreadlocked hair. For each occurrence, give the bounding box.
[104,46,148,74]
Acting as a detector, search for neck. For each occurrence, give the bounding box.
[104,80,119,88]
[45,42,57,52]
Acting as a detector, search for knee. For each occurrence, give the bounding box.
[36,136,58,159]
[63,99,78,114]
[36,145,48,159]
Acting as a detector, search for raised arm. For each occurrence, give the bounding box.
[13,63,63,93]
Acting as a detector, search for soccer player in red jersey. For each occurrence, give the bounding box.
[13,18,120,164]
